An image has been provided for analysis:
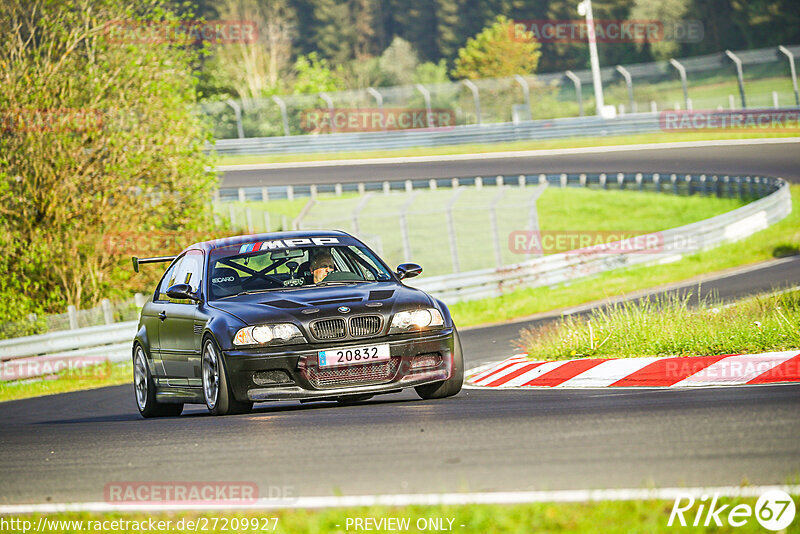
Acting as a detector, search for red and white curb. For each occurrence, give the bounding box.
[466,350,800,388]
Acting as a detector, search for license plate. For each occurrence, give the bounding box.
[318,344,390,368]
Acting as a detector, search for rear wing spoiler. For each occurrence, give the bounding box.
[132,255,176,273]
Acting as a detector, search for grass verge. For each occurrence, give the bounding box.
[520,289,800,360]
[4,497,797,533]
[450,185,800,328]
[0,362,131,403]
[216,130,798,166]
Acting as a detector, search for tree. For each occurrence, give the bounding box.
[451,15,541,79]
[0,0,216,319]
[379,37,420,86]
[292,52,345,94]
[630,0,691,60]
[202,0,295,102]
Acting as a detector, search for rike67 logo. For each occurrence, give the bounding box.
[668,490,796,531]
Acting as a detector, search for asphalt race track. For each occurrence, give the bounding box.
[2,141,800,506]
[219,139,800,186]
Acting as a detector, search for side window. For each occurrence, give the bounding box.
[173,250,204,293]
[155,257,183,302]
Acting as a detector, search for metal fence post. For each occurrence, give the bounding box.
[778,45,800,107]
[367,87,386,130]
[415,84,433,128]
[654,173,660,193]
[725,50,747,109]
[67,305,78,330]
[429,179,437,191]
[616,65,635,113]
[399,192,419,263]
[271,95,291,136]
[261,187,269,201]
[669,59,690,112]
[671,174,678,195]
[352,193,373,236]
[489,187,506,267]
[319,92,335,132]
[462,80,481,125]
[293,199,317,231]
[446,189,465,272]
[246,208,254,233]
[238,187,246,202]
[225,99,245,139]
[101,299,113,325]
[528,184,547,258]
[513,75,531,119]
[287,185,295,201]
[263,212,271,232]
[564,70,584,117]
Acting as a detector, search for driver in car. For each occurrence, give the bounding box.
[310,251,335,284]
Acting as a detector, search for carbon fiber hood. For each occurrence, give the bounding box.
[207,281,433,326]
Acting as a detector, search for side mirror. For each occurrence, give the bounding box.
[396,263,422,280]
[166,283,200,301]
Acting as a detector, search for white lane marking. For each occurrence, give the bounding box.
[2,485,798,514]
[216,137,800,171]
[498,360,571,387]
[674,351,799,386]
[557,357,661,388]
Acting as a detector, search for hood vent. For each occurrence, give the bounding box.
[261,299,305,309]
[368,290,394,301]
[309,297,362,306]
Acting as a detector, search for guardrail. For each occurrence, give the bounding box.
[0,321,136,382]
[1,172,790,381]
[409,175,791,302]
[210,112,664,155]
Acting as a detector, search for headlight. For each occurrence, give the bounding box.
[233,323,305,346]
[390,308,444,333]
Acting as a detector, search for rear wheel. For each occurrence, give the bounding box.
[133,344,183,418]
[203,337,253,416]
[415,328,464,400]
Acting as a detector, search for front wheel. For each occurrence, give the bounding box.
[202,337,253,416]
[415,328,464,400]
[133,344,183,418]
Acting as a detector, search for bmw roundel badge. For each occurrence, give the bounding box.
[338,306,351,313]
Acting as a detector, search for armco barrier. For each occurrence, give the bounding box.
[209,108,800,156]
[0,174,790,380]
[409,176,791,302]
[210,113,663,155]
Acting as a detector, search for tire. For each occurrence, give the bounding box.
[336,394,374,405]
[202,337,253,416]
[133,344,183,418]
[415,327,464,400]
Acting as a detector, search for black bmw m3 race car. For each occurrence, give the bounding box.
[131,231,463,417]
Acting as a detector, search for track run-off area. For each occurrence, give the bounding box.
[1,139,799,508]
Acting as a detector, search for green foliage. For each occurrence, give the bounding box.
[0,0,216,321]
[414,60,451,85]
[379,37,420,86]
[292,52,345,94]
[451,15,541,80]
[520,289,800,359]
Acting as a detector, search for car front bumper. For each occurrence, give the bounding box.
[222,328,455,402]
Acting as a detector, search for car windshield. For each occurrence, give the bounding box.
[207,237,393,299]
